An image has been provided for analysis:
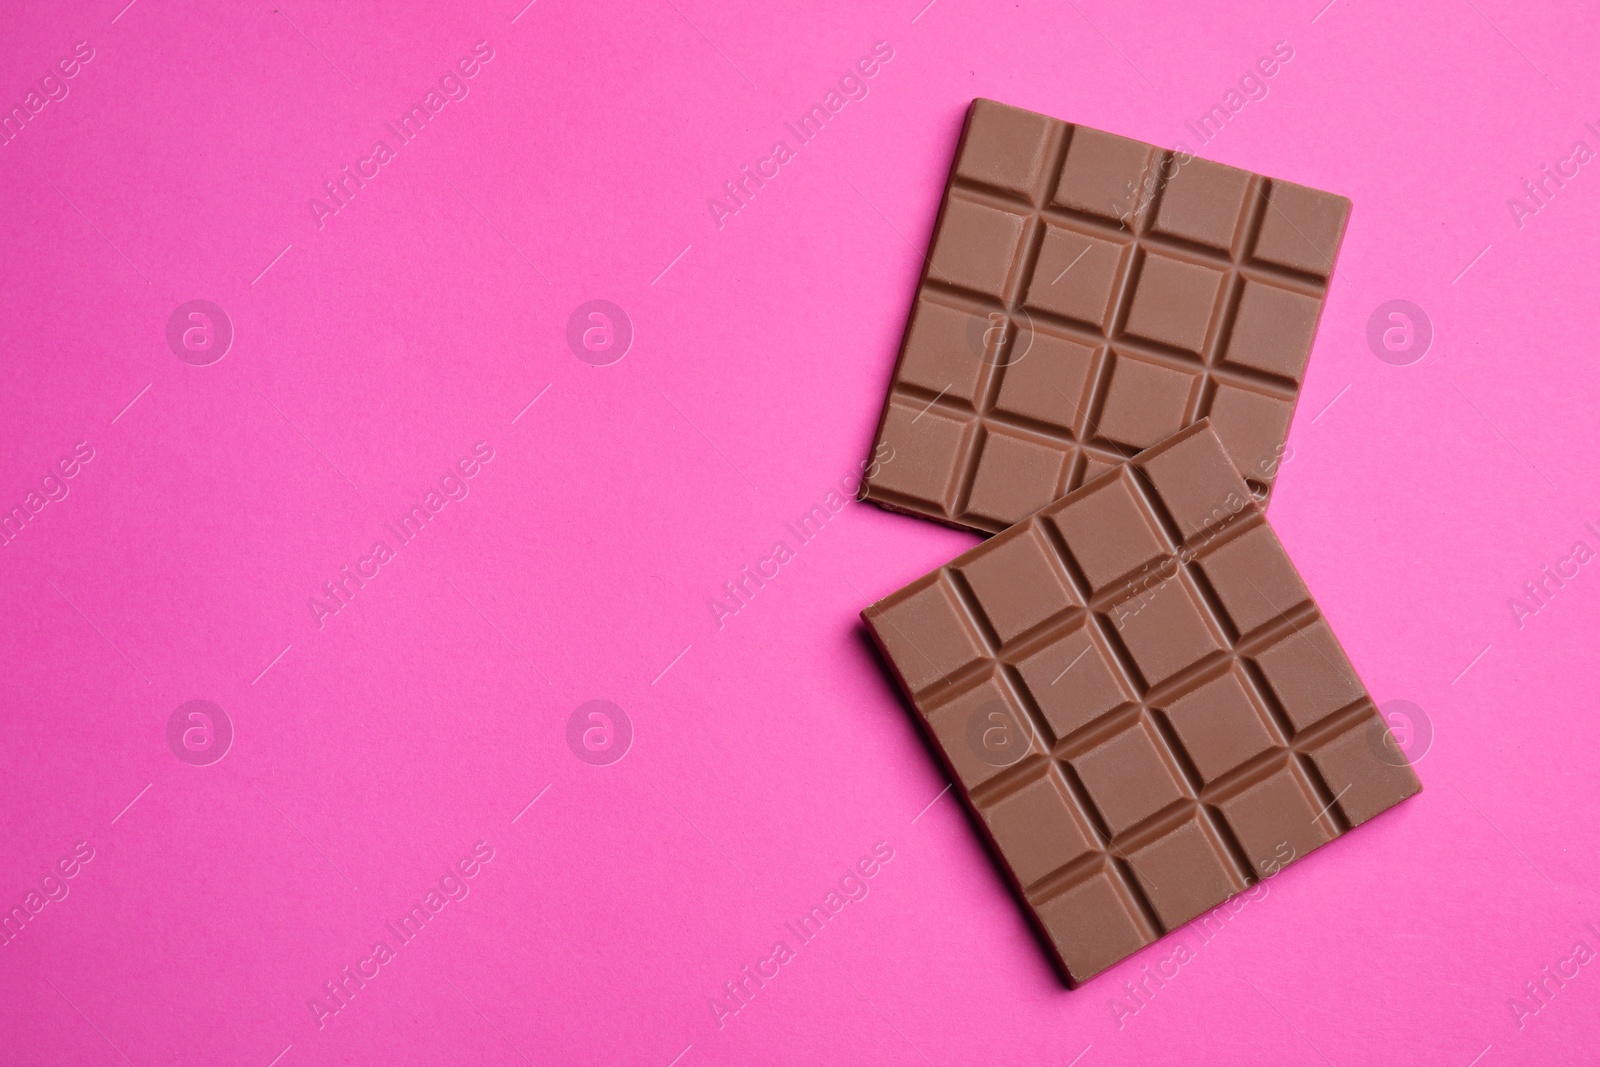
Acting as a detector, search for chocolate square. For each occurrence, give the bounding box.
[1011,625,1135,740]
[864,99,1350,533]
[862,422,1420,985]
[1124,816,1249,930]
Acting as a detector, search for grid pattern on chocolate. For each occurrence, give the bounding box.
[862,99,1350,534]
[863,424,1419,985]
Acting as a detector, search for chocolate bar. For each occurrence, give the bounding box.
[862,423,1418,984]
[862,99,1349,533]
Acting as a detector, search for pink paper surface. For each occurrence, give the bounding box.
[3,1,1598,1063]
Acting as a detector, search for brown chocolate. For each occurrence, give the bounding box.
[863,99,1350,534]
[862,422,1418,985]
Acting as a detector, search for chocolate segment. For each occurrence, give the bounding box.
[863,99,1350,534]
[862,423,1418,985]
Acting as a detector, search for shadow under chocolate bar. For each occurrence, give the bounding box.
[862,422,1419,985]
[863,98,1350,534]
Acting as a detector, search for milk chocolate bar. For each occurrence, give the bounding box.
[862,423,1418,984]
[863,99,1349,533]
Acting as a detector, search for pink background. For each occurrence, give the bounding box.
[2,0,1597,1063]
